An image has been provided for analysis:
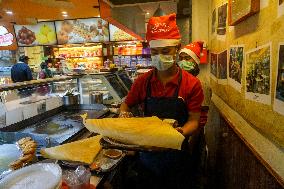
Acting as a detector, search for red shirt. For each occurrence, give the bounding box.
[125,69,204,113]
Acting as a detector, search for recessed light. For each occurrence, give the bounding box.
[63,14,68,17]
[6,11,13,15]
[62,11,67,14]
[146,12,150,15]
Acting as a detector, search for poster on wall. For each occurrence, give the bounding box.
[109,24,136,41]
[245,43,271,105]
[55,18,109,44]
[278,0,284,17]
[217,50,228,84]
[212,9,216,34]
[229,45,244,92]
[274,43,284,115]
[210,53,218,81]
[217,3,228,38]
[14,22,57,46]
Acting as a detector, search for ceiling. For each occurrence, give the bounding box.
[0,0,100,25]
[108,0,172,6]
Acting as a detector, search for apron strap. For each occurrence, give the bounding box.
[146,70,154,98]
[173,68,183,98]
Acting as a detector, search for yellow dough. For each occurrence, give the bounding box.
[40,135,102,164]
[82,115,185,150]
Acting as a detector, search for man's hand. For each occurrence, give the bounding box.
[118,111,134,118]
[176,127,184,134]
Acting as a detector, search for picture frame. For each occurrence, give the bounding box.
[228,0,260,26]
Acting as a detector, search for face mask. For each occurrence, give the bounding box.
[178,60,195,70]
[151,54,175,71]
[178,60,200,76]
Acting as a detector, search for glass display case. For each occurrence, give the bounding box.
[79,73,128,105]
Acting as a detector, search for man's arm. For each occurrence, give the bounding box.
[25,66,33,81]
[176,112,200,137]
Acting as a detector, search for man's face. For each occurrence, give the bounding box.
[179,52,196,63]
[151,46,178,57]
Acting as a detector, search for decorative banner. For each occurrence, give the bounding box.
[278,0,284,17]
[14,22,57,46]
[109,24,136,41]
[245,43,271,105]
[210,53,218,81]
[212,9,216,34]
[217,3,227,36]
[274,43,284,115]
[0,26,13,47]
[55,18,109,44]
[217,50,228,85]
[229,45,244,92]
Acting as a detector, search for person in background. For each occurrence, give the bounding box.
[38,61,53,79]
[178,41,209,189]
[178,41,204,77]
[11,55,33,83]
[120,13,204,189]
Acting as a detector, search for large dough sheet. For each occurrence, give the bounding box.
[40,135,102,164]
[82,115,185,150]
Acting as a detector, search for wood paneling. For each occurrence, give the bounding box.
[206,104,283,189]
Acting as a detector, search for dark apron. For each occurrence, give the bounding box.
[138,69,192,188]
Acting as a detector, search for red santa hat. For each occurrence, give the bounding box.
[146,13,181,48]
[179,41,204,64]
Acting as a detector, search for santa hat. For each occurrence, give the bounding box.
[146,13,181,48]
[179,41,204,64]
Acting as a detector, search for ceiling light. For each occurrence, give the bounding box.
[63,14,68,17]
[146,12,150,15]
[62,11,67,14]
[6,11,13,15]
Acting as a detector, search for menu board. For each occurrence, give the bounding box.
[109,24,136,41]
[55,18,109,44]
[14,22,57,46]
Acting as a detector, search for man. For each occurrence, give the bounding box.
[178,41,204,76]
[120,13,204,189]
[11,55,33,83]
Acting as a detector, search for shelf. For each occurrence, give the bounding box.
[55,56,103,59]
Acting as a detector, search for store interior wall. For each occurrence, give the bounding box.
[209,0,284,149]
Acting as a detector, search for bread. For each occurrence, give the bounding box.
[82,115,185,150]
[40,135,102,164]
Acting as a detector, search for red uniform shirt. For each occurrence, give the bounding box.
[125,68,204,113]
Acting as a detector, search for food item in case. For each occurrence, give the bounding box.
[82,115,185,150]
[40,135,102,164]
[103,149,122,159]
[8,137,37,170]
[17,27,36,45]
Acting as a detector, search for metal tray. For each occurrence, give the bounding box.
[100,137,179,152]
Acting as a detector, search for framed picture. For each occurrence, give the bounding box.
[217,4,227,35]
[274,43,284,115]
[229,45,244,92]
[217,50,228,85]
[228,0,260,26]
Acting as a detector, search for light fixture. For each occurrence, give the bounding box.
[6,11,13,15]
[146,12,150,15]
[62,11,67,14]
[153,4,166,17]
[63,14,68,17]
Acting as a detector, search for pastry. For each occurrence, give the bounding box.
[82,115,185,150]
[19,154,34,163]
[17,137,32,145]
[41,135,102,164]
[9,160,23,170]
[23,147,36,155]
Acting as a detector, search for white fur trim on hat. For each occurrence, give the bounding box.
[179,48,200,64]
[149,39,181,48]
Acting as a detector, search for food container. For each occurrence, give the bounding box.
[62,166,91,189]
[89,92,103,104]
[63,94,79,106]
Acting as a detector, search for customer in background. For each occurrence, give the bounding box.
[178,41,204,77]
[11,55,33,83]
[38,61,53,79]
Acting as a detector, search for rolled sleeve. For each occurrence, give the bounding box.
[187,80,204,112]
[124,77,144,108]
